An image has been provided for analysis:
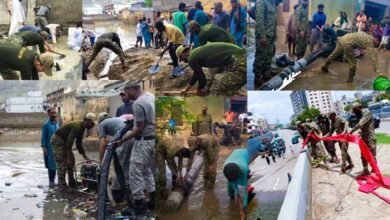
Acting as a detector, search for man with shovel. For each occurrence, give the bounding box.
[154,21,185,76]
[176,42,245,95]
[85,32,128,72]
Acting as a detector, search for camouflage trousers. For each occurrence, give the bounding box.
[324,40,356,74]
[129,139,156,200]
[338,141,352,168]
[36,16,48,29]
[295,33,308,58]
[50,134,76,188]
[86,39,125,68]
[253,38,274,77]
[202,136,220,189]
[209,53,246,95]
[361,138,377,169]
[111,139,135,190]
[309,141,326,161]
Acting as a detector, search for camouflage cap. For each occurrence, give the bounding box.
[84,113,97,121]
[188,20,200,29]
[352,102,362,109]
[306,118,312,122]
[98,112,109,123]
[328,111,336,117]
[38,53,54,76]
[296,121,302,126]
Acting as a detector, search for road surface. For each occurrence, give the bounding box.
[377,120,390,134]
[247,129,301,220]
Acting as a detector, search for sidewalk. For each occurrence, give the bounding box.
[312,142,390,220]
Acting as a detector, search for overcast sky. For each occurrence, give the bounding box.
[248,91,373,124]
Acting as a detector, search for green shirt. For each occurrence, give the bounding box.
[55,121,85,151]
[189,42,245,69]
[199,24,235,46]
[14,31,45,53]
[173,11,187,34]
[0,44,38,80]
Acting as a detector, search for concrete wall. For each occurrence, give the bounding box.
[278,149,312,220]
[0,112,47,128]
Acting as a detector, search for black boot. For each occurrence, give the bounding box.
[147,191,156,210]
[134,199,147,215]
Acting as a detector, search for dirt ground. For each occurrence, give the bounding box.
[312,142,390,220]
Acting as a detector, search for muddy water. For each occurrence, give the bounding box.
[83,20,136,79]
[0,134,99,219]
[248,26,390,90]
[158,147,241,220]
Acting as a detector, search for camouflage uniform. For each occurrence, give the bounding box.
[295,4,309,59]
[254,0,277,85]
[188,134,220,189]
[195,113,213,135]
[330,116,352,169]
[317,120,337,158]
[209,52,246,95]
[129,139,155,200]
[86,39,125,68]
[302,122,327,161]
[351,109,377,169]
[323,32,379,82]
[0,36,24,46]
[156,136,188,189]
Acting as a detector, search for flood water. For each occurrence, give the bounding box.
[158,147,241,220]
[247,26,390,90]
[0,134,99,220]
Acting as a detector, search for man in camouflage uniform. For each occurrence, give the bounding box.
[297,120,327,166]
[156,136,192,199]
[316,115,339,163]
[85,32,128,71]
[254,0,282,87]
[195,105,213,135]
[349,102,376,176]
[50,113,96,190]
[321,32,383,82]
[295,0,309,59]
[327,111,354,174]
[188,134,220,189]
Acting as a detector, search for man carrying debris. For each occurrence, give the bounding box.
[254,0,282,87]
[41,107,60,187]
[195,105,213,135]
[327,111,354,174]
[176,42,246,95]
[0,44,54,80]
[295,0,309,59]
[321,32,383,82]
[188,21,235,47]
[188,134,220,189]
[114,81,155,215]
[296,120,327,167]
[36,5,51,29]
[156,136,192,199]
[50,113,96,190]
[155,21,185,70]
[85,32,128,71]
[349,102,376,176]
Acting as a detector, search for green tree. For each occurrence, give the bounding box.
[295,107,321,123]
[145,0,152,8]
[344,104,352,112]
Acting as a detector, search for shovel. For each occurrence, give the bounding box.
[171,64,189,77]
[149,53,164,74]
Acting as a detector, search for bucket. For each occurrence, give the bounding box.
[373,76,390,90]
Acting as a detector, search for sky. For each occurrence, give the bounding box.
[248,91,373,124]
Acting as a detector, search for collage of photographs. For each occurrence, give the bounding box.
[0,0,390,220]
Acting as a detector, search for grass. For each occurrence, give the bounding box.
[376,133,390,144]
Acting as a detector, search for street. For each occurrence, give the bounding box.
[377,120,390,134]
[247,129,301,220]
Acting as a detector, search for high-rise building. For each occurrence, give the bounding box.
[290,91,334,116]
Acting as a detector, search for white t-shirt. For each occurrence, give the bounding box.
[239,113,248,122]
[136,23,143,37]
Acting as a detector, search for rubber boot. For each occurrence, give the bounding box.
[147,191,156,210]
[134,199,147,215]
[346,70,355,83]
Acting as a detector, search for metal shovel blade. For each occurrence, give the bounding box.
[149,65,161,74]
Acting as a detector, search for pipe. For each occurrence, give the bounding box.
[259,43,335,90]
[164,153,204,212]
